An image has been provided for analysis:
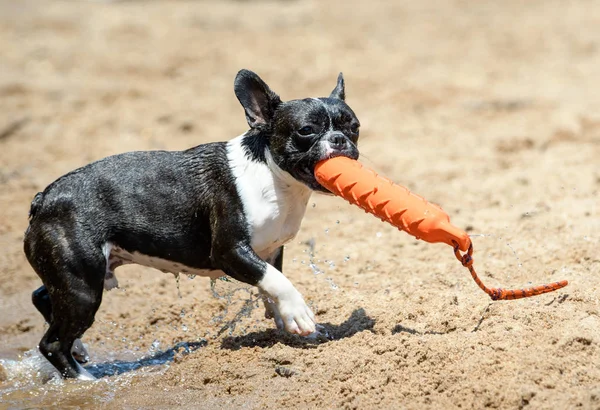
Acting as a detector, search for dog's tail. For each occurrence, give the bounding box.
[28,192,44,221]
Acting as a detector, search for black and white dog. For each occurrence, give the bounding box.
[24,70,360,380]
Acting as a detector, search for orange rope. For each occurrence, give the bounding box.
[452,240,568,300]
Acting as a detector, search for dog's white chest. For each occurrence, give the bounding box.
[246,182,311,258]
[227,136,312,259]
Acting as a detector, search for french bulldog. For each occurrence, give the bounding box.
[24,69,360,379]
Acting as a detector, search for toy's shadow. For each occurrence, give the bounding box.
[391,324,448,336]
[220,308,375,350]
[84,340,206,378]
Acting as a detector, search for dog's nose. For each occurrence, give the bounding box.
[327,133,348,150]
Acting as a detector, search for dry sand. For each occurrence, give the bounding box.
[0,0,599,408]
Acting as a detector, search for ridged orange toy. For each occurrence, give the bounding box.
[315,157,568,301]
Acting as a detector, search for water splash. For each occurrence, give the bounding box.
[209,277,260,337]
[84,341,206,378]
[150,340,160,352]
[0,349,61,386]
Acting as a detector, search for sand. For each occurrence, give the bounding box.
[0,0,599,408]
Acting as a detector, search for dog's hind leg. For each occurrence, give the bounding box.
[26,229,105,380]
[32,285,91,364]
[38,267,103,380]
[32,285,52,323]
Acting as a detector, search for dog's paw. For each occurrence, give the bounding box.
[71,339,90,364]
[262,296,285,330]
[277,294,316,336]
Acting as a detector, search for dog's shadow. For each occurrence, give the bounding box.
[84,340,206,378]
[83,309,374,377]
[220,308,376,350]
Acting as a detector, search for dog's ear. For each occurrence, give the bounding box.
[329,72,345,101]
[234,70,282,128]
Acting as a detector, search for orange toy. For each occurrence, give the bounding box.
[314,157,568,301]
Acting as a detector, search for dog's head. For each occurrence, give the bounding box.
[234,69,360,192]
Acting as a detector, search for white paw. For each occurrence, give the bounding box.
[262,295,285,330]
[277,294,316,336]
[257,265,316,336]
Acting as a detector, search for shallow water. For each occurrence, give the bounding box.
[0,341,206,408]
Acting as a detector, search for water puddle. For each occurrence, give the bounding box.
[0,341,205,407]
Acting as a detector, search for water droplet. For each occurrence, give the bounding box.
[336,220,340,224]
[182,325,188,332]
[312,203,316,208]
[180,309,186,318]
[376,232,382,238]
[343,256,351,262]
[325,228,329,234]
[325,277,338,290]
[506,242,520,266]
[310,262,323,275]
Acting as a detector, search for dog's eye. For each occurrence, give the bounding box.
[350,123,360,134]
[298,126,314,136]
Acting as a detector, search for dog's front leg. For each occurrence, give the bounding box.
[213,243,316,336]
[258,261,316,336]
[261,247,284,329]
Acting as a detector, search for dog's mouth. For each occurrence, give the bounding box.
[323,150,356,162]
[281,138,359,192]
[300,150,359,192]
[304,151,350,176]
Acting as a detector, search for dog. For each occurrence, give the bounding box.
[23,69,360,380]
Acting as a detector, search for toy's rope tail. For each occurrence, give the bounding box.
[452,241,568,300]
